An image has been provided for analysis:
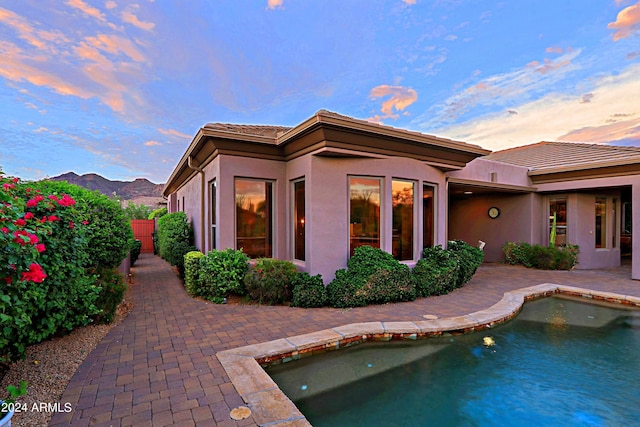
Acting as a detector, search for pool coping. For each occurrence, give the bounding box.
[216,284,640,426]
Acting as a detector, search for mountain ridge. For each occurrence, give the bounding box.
[49,172,165,202]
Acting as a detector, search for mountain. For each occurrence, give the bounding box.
[49,172,165,205]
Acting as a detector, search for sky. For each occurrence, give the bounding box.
[1,0,639,184]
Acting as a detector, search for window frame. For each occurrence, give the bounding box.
[234,178,274,258]
[292,178,306,262]
[348,175,383,257]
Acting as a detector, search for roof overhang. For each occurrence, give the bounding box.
[163,111,491,196]
[448,177,537,198]
[529,162,640,184]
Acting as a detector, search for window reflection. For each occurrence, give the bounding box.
[236,179,273,258]
[392,180,414,260]
[350,177,381,256]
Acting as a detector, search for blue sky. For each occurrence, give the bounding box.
[1,0,639,183]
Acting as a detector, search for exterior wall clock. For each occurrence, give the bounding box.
[488,207,501,219]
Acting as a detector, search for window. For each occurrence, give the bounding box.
[293,180,305,261]
[349,177,381,256]
[209,179,217,250]
[595,197,607,248]
[423,184,435,249]
[392,180,414,260]
[549,198,567,246]
[235,179,273,258]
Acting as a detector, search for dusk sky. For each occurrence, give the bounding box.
[1,1,639,184]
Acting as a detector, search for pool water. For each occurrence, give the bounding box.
[267,296,640,426]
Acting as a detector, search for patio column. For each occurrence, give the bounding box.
[633,182,640,280]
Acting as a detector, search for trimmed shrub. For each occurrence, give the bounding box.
[244,259,298,304]
[93,267,126,324]
[184,251,205,296]
[198,249,249,302]
[413,245,459,297]
[364,266,415,305]
[447,240,484,287]
[327,246,416,308]
[502,241,533,267]
[33,180,134,270]
[156,212,196,275]
[130,240,142,266]
[291,272,327,308]
[502,242,579,270]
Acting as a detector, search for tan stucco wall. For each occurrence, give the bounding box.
[449,193,538,263]
[304,155,448,281]
[448,158,532,187]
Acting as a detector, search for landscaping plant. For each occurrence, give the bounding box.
[197,248,249,302]
[244,258,298,304]
[327,246,416,308]
[291,272,327,308]
[183,250,205,296]
[412,245,459,296]
[156,212,196,276]
[447,239,485,287]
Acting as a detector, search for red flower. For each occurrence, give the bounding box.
[14,218,26,226]
[69,220,74,229]
[35,243,46,253]
[4,277,11,285]
[26,195,44,207]
[57,195,76,207]
[21,263,47,283]
[48,215,60,222]
[2,183,15,190]
[82,221,89,225]
[23,212,34,220]
[1,227,8,234]
[12,177,19,183]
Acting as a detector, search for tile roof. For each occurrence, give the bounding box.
[485,141,640,172]
[204,123,292,138]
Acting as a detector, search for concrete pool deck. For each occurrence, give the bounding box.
[51,254,640,426]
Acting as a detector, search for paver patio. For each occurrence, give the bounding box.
[50,253,640,426]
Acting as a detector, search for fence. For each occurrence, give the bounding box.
[131,219,155,253]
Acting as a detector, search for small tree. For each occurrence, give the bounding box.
[123,202,153,220]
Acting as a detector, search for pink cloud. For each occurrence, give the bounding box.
[267,0,283,10]
[368,85,418,121]
[608,2,640,41]
[158,128,191,139]
[66,0,107,23]
[403,0,417,4]
[121,9,155,31]
[526,57,571,74]
[0,7,67,51]
[144,140,162,146]
[546,46,563,54]
[560,117,640,143]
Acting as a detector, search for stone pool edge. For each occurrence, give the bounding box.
[216,284,640,426]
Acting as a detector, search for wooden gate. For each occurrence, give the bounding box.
[131,219,155,253]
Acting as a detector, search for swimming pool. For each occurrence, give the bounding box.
[216,285,640,426]
[267,295,640,426]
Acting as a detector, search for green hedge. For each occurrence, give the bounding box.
[502,242,579,270]
[244,259,298,304]
[157,212,196,275]
[198,249,249,302]
[327,246,416,308]
[93,267,126,324]
[447,240,485,287]
[184,251,205,296]
[291,273,327,308]
[130,240,142,266]
[412,245,459,297]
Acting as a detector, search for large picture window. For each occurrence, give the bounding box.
[392,179,414,260]
[423,184,435,249]
[293,180,305,261]
[349,177,381,256]
[236,179,273,258]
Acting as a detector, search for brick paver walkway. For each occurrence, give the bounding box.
[50,253,640,426]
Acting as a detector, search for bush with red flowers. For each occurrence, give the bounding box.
[1,173,100,362]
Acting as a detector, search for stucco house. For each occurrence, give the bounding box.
[163,110,640,281]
